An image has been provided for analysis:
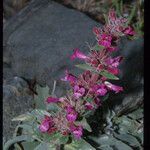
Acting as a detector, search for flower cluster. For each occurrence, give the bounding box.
[39,9,135,140]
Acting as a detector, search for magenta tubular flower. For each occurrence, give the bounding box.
[107,46,117,52]
[105,56,123,68]
[66,106,78,122]
[104,81,123,93]
[46,97,60,103]
[108,9,117,21]
[105,56,123,75]
[61,70,77,85]
[98,34,112,48]
[93,27,101,35]
[39,116,53,132]
[96,85,107,96]
[123,26,135,36]
[70,125,83,139]
[107,67,119,75]
[94,97,101,106]
[73,85,85,99]
[91,84,107,96]
[71,48,89,60]
[84,102,94,110]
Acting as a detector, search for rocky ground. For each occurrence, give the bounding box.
[3,0,143,142]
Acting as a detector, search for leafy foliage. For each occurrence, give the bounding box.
[88,107,143,150]
[64,139,96,150]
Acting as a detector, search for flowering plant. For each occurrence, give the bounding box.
[4,9,138,150]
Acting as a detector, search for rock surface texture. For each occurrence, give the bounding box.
[3,77,33,141]
[3,0,99,93]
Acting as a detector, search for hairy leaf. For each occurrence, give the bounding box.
[100,70,119,80]
[12,113,34,122]
[75,117,92,132]
[34,85,50,109]
[64,139,96,150]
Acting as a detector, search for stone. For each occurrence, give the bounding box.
[3,0,30,19]
[3,77,33,141]
[3,0,99,96]
[106,37,144,115]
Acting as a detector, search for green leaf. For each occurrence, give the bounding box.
[89,134,132,150]
[46,103,60,112]
[21,141,40,150]
[64,139,96,150]
[92,44,105,51]
[12,113,34,122]
[31,109,51,120]
[83,110,94,118]
[59,135,69,144]
[42,132,67,145]
[113,132,141,148]
[34,143,55,150]
[17,124,34,134]
[75,117,92,132]
[127,108,143,120]
[75,64,96,73]
[101,94,109,102]
[85,97,93,103]
[4,135,33,150]
[127,4,136,24]
[136,132,143,144]
[99,145,113,150]
[100,70,119,80]
[103,14,108,24]
[34,85,50,109]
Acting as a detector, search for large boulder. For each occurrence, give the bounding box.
[3,0,99,96]
[3,77,33,141]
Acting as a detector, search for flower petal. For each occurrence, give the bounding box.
[104,81,123,93]
[71,48,89,60]
[46,97,60,103]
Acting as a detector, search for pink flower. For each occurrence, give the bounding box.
[92,84,107,96]
[123,26,135,36]
[105,56,123,75]
[97,84,107,96]
[107,67,119,75]
[107,46,117,52]
[39,116,54,132]
[93,27,101,35]
[101,76,107,81]
[104,81,123,93]
[98,34,112,48]
[108,9,116,21]
[71,48,89,60]
[84,102,94,110]
[105,56,123,68]
[47,127,57,134]
[66,106,78,122]
[70,125,83,139]
[61,70,77,85]
[94,98,101,106]
[46,97,60,103]
[73,85,85,99]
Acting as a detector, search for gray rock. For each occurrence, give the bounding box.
[3,77,33,141]
[3,0,99,96]
[106,38,144,115]
[3,0,30,19]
